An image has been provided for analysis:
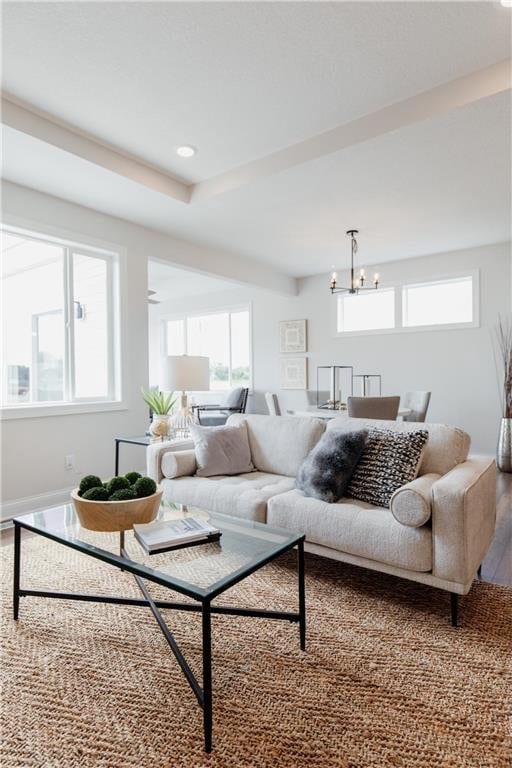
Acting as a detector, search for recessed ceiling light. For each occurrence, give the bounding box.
[176,145,197,158]
[501,0,512,7]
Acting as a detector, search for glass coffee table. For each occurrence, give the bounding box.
[12,504,305,753]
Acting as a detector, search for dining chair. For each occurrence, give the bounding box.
[265,392,281,416]
[400,391,431,422]
[347,396,400,420]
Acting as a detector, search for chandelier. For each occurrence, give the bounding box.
[329,230,380,295]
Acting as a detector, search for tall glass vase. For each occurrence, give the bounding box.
[497,417,512,473]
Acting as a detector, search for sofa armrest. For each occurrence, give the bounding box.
[390,473,441,528]
[146,439,194,483]
[161,450,197,479]
[431,457,496,584]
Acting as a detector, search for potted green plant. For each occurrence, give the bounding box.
[495,314,512,472]
[141,387,177,438]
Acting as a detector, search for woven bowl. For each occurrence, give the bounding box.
[71,487,163,532]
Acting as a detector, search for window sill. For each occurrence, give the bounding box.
[0,401,128,421]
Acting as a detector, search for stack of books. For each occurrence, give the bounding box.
[133,517,221,555]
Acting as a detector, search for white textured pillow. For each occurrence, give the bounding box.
[390,473,441,527]
[190,421,254,478]
[161,449,197,479]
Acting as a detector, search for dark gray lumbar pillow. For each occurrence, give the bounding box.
[296,429,368,503]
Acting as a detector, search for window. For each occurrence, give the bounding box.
[337,289,395,333]
[336,273,477,335]
[1,227,120,409]
[165,308,251,391]
[402,276,473,328]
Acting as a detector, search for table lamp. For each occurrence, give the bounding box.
[165,355,210,435]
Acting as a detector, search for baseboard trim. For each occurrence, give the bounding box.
[1,487,74,522]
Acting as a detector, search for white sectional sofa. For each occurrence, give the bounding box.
[147,413,496,625]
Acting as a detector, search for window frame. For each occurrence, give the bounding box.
[401,273,477,330]
[1,223,125,420]
[161,304,253,392]
[336,286,396,335]
[334,269,479,338]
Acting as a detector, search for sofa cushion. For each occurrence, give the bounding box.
[227,413,326,477]
[267,489,432,572]
[296,429,368,502]
[326,417,470,476]
[346,428,429,508]
[161,449,197,479]
[161,472,295,523]
[390,473,441,528]
[190,421,254,477]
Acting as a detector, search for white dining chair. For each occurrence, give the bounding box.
[265,392,281,416]
[400,391,431,422]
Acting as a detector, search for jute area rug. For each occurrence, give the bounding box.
[1,532,511,768]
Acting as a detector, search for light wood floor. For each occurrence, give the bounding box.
[2,473,511,586]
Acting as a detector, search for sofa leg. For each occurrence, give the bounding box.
[450,593,459,628]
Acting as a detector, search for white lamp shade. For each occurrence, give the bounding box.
[164,355,210,392]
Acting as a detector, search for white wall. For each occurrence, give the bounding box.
[152,242,511,455]
[0,181,296,512]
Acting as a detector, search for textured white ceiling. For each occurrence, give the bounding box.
[2,1,511,180]
[1,2,511,278]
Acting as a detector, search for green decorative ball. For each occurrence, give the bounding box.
[109,488,136,501]
[125,471,142,486]
[133,476,157,498]
[106,476,130,495]
[79,475,103,495]
[82,486,109,501]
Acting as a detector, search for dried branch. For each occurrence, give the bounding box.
[495,314,512,419]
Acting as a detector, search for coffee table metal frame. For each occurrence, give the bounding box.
[12,515,306,753]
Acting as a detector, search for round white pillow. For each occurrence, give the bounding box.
[161,449,197,479]
[390,473,440,528]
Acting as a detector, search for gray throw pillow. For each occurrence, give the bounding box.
[190,421,254,477]
[296,429,368,503]
[347,428,429,508]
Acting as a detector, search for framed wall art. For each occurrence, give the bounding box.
[280,357,307,390]
[279,319,307,354]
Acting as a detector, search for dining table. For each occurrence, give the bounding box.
[287,406,412,420]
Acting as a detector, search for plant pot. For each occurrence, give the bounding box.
[150,413,170,438]
[497,417,512,473]
[71,487,163,532]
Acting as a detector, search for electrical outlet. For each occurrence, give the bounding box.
[65,454,75,470]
